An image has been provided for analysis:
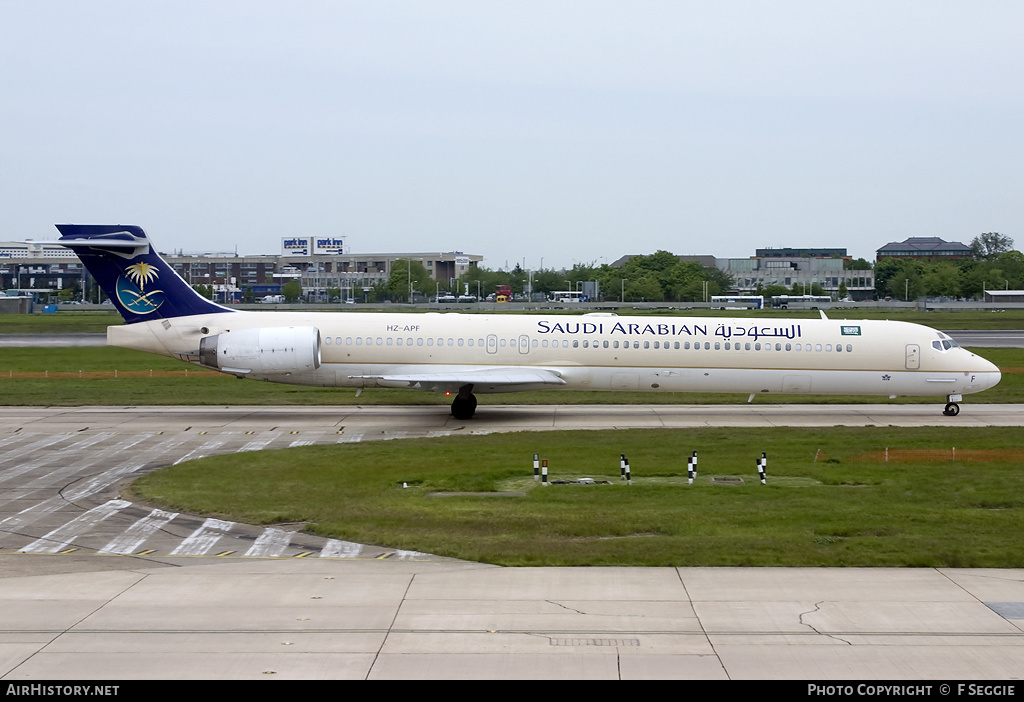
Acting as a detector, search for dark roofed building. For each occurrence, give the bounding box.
[610,254,717,268]
[876,237,973,261]
[756,247,847,259]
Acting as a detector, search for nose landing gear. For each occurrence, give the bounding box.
[943,394,962,416]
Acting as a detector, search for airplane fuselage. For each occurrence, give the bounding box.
[108,310,1001,404]
[52,225,1001,420]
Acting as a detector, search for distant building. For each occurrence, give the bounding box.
[610,254,717,268]
[611,248,873,300]
[756,247,847,259]
[1,239,482,302]
[984,290,1024,304]
[717,255,873,301]
[0,240,85,295]
[876,237,973,261]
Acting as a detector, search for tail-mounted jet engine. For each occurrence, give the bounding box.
[199,326,321,376]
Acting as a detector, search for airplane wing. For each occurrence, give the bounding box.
[351,366,566,393]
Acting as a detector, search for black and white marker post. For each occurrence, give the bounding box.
[688,450,697,485]
[620,454,626,480]
[757,452,767,484]
[542,459,549,487]
[533,453,540,482]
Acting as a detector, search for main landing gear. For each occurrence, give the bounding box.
[450,384,477,420]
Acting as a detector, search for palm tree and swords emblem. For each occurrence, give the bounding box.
[116,261,165,314]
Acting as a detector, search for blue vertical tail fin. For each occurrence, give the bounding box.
[55,224,233,324]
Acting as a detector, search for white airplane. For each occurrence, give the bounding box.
[55,225,1001,419]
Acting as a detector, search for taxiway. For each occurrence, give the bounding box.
[1,404,1023,679]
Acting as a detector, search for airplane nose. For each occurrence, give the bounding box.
[972,354,1001,391]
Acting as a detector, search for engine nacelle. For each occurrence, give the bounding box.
[199,326,321,376]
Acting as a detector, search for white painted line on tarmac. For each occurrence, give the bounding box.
[173,438,226,464]
[98,508,179,554]
[19,499,132,553]
[244,527,294,557]
[320,539,365,558]
[171,518,235,556]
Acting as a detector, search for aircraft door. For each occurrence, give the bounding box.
[518,334,530,354]
[905,344,920,370]
[486,334,497,354]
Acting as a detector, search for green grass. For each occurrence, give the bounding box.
[0,311,122,333]
[129,426,1024,567]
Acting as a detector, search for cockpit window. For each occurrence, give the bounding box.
[932,339,960,352]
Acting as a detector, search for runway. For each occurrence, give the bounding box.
[2,404,1023,680]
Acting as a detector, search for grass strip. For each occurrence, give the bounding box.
[129,426,1024,567]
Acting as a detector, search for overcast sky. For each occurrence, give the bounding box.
[2,1,1021,269]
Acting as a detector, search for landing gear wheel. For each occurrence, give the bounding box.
[943,402,960,416]
[450,386,478,420]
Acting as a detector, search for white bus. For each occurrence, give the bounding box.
[770,295,832,309]
[710,295,764,310]
[549,291,585,303]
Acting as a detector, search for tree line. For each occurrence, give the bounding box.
[192,231,1021,304]
[376,250,736,303]
[873,233,1022,300]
